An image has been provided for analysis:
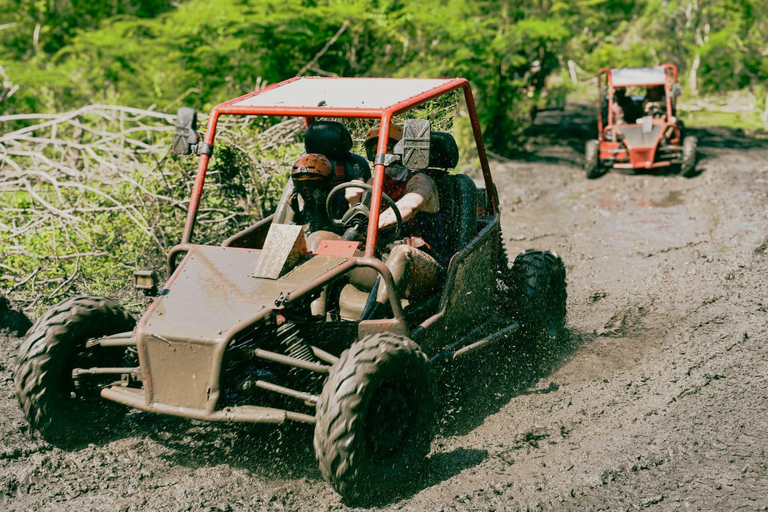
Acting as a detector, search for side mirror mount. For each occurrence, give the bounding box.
[172,107,200,156]
[671,83,683,98]
[393,119,431,170]
[133,269,158,296]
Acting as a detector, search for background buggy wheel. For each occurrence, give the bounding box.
[585,139,604,179]
[314,333,436,502]
[14,295,135,445]
[681,136,698,178]
[508,250,567,343]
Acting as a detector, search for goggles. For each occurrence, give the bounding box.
[384,164,409,182]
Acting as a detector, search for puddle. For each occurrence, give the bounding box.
[638,190,685,208]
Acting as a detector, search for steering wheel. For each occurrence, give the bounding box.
[325,182,403,245]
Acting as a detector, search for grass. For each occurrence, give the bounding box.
[679,108,767,133]
[568,78,768,136]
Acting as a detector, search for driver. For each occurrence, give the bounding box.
[357,123,451,320]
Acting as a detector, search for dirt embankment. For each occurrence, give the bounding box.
[2,105,768,510]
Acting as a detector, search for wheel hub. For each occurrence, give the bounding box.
[365,383,413,460]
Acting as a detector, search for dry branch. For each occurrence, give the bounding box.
[0,104,299,309]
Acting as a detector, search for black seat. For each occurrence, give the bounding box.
[305,120,371,181]
[426,131,477,254]
[437,174,478,254]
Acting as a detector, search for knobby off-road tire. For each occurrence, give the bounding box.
[314,333,436,502]
[15,295,135,445]
[509,250,567,343]
[585,139,604,179]
[681,136,698,178]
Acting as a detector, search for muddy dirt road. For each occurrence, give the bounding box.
[2,106,768,510]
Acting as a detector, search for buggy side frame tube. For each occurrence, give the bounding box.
[183,112,220,244]
[364,112,392,256]
[461,82,498,214]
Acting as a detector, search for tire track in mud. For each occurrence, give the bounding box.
[2,107,768,510]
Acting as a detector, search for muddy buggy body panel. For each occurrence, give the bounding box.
[130,247,348,415]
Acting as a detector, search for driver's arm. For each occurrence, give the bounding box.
[378,173,438,230]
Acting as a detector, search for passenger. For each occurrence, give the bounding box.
[358,123,451,320]
[304,120,370,202]
[364,122,403,162]
[612,88,636,125]
[289,153,338,244]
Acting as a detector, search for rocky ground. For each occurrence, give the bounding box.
[2,105,768,510]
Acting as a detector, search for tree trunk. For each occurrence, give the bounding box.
[689,54,700,97]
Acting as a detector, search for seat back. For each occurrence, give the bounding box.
[437,174,477,254]
[343,152,371,181]
[424,131,477,254]
[305,120,353,159]
[428,131,459,169]
[305,120,370,181]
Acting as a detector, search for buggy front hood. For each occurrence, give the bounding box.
[618,124,664,168]
[619,124,663,149]
[142,245,346,343]
[135,245,347,411]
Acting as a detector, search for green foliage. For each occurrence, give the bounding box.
[577,0,768,95]
[0,0,175,60]
[3,0,766,123]
[1,0,576,154]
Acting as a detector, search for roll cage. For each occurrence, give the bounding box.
[597,64,679,138]
[181,77,499,257]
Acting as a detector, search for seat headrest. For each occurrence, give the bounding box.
[429,131,459,169]
[305,121,353,160]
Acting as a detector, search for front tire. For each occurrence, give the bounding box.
[15,295,135,445]
[585,139,604,179]
[509,250,567,343]
[681,136,698,177]
[314,333,436,502]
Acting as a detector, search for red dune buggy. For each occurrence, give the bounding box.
[585,64,697,179]
[15,77,567,502]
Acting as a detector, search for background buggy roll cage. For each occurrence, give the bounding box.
[597,64,678,138]
[180,77,498,258]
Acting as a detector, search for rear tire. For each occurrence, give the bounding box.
[15,295,135,445]
[314,333,436,502]
[681,136,698,178]
[509,250,567,343]
[585,139,604,179]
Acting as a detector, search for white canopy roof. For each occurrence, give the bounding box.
[231,77,457,111]
[611,67,667,87]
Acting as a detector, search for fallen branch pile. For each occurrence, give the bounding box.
[0,105,303,311]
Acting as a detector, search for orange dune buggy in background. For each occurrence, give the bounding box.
[585,64,697,179]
